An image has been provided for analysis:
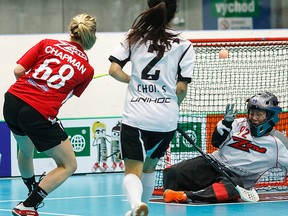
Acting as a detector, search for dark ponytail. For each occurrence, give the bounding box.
[127,0,179,56]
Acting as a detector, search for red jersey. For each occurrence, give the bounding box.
[8,39,94,121]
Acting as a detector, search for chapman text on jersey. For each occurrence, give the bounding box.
[45,46,87,74]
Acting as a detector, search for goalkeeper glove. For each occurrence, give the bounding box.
[224,104,237,122]
[217,104,237,135]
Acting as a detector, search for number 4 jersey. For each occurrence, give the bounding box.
[109,30,195,132]
[8,39,94,121]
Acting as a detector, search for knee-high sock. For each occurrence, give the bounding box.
[141,172,156,204]
[123,173,143,209]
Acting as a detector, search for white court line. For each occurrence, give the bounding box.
[36,194,125,201]
[0,194,125,216]
[0,208,83,216]
[0,194,125,203]
[149,197,288,207]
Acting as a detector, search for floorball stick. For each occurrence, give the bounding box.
[177,126,260,202]
[93,73,109,79]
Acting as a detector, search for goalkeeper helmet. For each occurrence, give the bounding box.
[246,92,282,137]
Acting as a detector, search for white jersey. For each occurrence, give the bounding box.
[211,118,288,188]
[109,30,195,131]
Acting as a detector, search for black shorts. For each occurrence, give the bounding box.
[3,92,68,152]
[120,123,175,161]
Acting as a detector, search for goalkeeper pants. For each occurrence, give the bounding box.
[185,177,241,203]
[163,156,243,203]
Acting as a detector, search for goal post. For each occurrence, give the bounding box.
[153,37,288,195]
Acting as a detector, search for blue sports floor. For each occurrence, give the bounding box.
[0,172,287,216]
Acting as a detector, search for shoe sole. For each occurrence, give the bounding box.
[134,203,148,216]
[12,210,24,216]
[12,211,19,216]
[12,209,38,216]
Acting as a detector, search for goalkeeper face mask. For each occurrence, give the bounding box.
[249,109,267,125]
[246,91,282,137]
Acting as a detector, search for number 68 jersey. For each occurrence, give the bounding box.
[8,39,94,121]
[109,30,195,132]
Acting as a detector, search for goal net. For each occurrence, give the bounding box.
[154,37,288,195]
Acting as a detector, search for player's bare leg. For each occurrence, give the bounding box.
[14,134,35,179]
[39,138,77,193]
[12,137,77,215]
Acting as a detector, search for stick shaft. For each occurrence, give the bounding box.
[177,123,259,202]
[177,126,237,186]
[93,73,109,79]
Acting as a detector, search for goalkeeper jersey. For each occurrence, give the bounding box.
[109,30,195,132]
[211,117,288,188]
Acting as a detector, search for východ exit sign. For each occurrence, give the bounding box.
[211,0,259,17]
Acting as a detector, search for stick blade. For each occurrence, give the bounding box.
[236,186,259,202]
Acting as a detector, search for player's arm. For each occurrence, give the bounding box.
[14,64,26,80]
[176,42,194,106]
[109,62,130,84]
[212,104,236,148]
[212,123,231,148]
[15,40,44,80]
[176,81,188,106]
